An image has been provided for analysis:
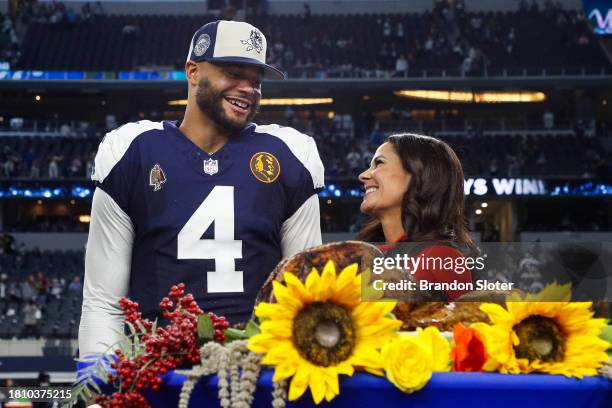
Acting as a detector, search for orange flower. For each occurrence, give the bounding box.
[451,323,487,372]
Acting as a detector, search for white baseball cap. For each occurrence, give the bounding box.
[186,20,285,80]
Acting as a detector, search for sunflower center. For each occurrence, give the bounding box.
[513,316,566,362]
[292,302,356,367]
[315,321,341,348]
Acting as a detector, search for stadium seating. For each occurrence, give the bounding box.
[0,134,97,179]
[0,127,606,180]
[0,249,84,339]
[16,10,608,75]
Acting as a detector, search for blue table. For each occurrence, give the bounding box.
[146,370,612,408]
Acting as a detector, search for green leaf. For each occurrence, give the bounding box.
[224,327,249,342]
[601,325,612,348]
[601,325,612,341]
[151,318,158,335]
[244,320,260,337]
[198,314,214,342]
[88,379,102,394]
[136,320,148,334]
[360,267,383,301]
[125,322,141,353]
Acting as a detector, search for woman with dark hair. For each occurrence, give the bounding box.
[357,133,475,300]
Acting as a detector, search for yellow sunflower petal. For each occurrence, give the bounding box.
[477,282,609,377]
[352,302,396,325]
[284,272,314,304]
[260,320,293,338]
[273,358,299,381]
[329,264,361,307]
[480,303,511,325]
[527,282,571,302]
[363,366,385,376]
[348,344,384,370]
[322,366,340,397]
[248,333,279,353]
[254,302,296,320]
[272,281,304,313]
[505,302,529,324]
[336,263,358,287]
[263,341,299,365]
[319,261,338,301]
[305,267,320,289]
[254,261,407,403]
[335,361,355,376]
[288,364,312,401]
[324,388,337,402]
[308,367,327,404]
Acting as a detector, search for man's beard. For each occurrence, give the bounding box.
[195,78,259,134]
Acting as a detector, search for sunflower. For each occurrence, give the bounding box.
[248,261,402,403]
[472,283,609,377]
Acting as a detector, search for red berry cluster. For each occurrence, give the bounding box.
[96,391,148,408]
[208,311,231,343]
[96,283,229,408]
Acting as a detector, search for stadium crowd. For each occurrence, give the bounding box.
[262,0,605,78]
[0,1,105,69]
[0,10,21,68]
[0,234,83,339]
[1,114,610,180]
[0,0,604,76]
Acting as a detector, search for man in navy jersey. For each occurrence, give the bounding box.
[78,20,324,357]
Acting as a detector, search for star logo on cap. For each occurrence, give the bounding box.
[240,30,263,54]
[194,33,211,57]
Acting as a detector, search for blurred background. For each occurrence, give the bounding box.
[0,0,611,400]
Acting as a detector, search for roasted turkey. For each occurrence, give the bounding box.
[254,241,515,331]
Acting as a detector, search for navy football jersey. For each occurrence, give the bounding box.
[79,120,324,356]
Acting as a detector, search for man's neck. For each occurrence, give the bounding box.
[179,104,231,154]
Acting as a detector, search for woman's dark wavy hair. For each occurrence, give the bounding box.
[357,133,475,249]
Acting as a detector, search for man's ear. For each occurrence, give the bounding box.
[185,61,199,86]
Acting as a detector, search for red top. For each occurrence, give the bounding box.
[412,245,472,301]
[377,237,472,301]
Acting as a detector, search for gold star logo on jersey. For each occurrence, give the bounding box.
[250,152,280,183]
[149,163,166,191]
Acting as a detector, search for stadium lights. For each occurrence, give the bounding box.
[481,202,489,208]
[394,90,546,103]
[475,209,483,215]
[168,98,334,106]
[260,98,334,106]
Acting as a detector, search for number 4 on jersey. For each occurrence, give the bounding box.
[177,186,244,293]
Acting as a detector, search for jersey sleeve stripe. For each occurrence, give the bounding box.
[92,120,164,183]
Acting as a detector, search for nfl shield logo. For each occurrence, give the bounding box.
[203,158,218,175]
